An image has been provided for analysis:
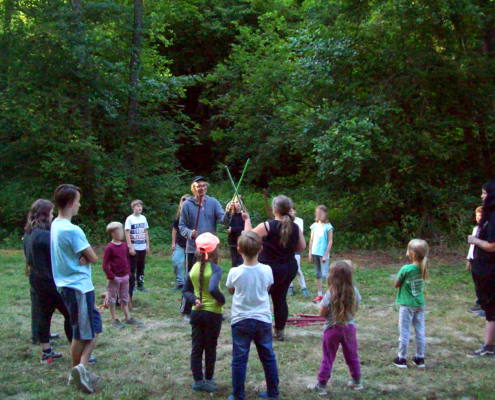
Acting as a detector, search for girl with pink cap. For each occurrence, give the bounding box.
[182,233,226,393]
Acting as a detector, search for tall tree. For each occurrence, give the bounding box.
[128,0,143,133]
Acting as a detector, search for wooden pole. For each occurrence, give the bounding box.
[194,195,203,232]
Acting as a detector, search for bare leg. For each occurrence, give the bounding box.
[317,278,322,294]
[80,338,97,369]
[71,339,86,367]
[485,321,495,346]
[109,304,117,320]
[122,304,130,320]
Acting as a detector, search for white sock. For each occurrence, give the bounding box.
[318,291,322,296]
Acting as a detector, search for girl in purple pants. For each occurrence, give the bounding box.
[308,260,364,395]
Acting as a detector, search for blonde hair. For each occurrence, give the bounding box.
[106,221,123,234]
[175,194,190,219]
[272,195,294,247]
[229,195,244,215]
[191,181,209,196]
[315,205,329,223]
[407,239,429,280]
[131,199,143,208]
[238,231,262,257]
[475,206,483,215]
[326,260,357,325]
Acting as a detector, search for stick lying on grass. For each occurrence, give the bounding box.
[286,314,326,327]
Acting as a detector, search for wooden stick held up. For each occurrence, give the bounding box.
[194,195,203,232]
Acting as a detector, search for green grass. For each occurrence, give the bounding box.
[0,248,494,400]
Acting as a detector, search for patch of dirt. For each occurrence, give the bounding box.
[376,383,400,392]
[335,246,465,269]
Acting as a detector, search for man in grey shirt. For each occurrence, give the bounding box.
[179,176,232,321]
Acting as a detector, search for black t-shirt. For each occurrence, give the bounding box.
[23,228,54,284]
[259,220,300,265]
[173,218,187,248]
[228,213,245,246]
[473,213,495,275]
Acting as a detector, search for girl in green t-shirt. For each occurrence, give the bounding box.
[393,239,429,369]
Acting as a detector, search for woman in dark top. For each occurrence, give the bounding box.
[467,181,495,358]
[24,199,72,364]
[243,195,306,341]
[227,197,245,268]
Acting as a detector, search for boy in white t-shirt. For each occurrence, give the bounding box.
[226,231,279,400]
[125,200,150,299]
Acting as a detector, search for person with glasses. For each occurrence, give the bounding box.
[179,176,233,322]
[171,195,190,290]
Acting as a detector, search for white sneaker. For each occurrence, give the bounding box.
[71,364,94,393]
[182,314,191,323]
[348,379,364,391]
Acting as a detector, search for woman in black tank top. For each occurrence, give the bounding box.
[243,195,306,341]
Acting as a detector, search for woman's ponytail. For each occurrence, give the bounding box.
[272,195,295,247]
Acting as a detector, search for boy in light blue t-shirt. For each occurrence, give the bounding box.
[50,184,101,394]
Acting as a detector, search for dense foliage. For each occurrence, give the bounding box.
[1,0,494,247]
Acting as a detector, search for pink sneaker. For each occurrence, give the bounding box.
[312,295,323,303]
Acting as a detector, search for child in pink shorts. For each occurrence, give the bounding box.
[103,222,142,329]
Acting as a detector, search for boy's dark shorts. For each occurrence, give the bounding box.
[61,288,103,340]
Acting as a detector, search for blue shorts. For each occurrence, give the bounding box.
[61,288,103,340]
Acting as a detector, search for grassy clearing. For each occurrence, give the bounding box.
[0,248,494,400]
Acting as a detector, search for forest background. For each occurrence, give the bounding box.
[1,0,494,250]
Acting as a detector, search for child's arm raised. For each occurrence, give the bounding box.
[242,211,269,238]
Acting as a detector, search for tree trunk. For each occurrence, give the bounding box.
[71,0,92,135]
[128,0,143,134]
[0,0,15,91]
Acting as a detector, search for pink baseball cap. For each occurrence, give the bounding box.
[195,232,220,259]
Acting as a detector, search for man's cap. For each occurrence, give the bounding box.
[192,176,205,183]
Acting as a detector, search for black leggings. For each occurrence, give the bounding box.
[31,279,72,344]
[190,310,223,381]
[269,260,298,331]
[229,246,244,268]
